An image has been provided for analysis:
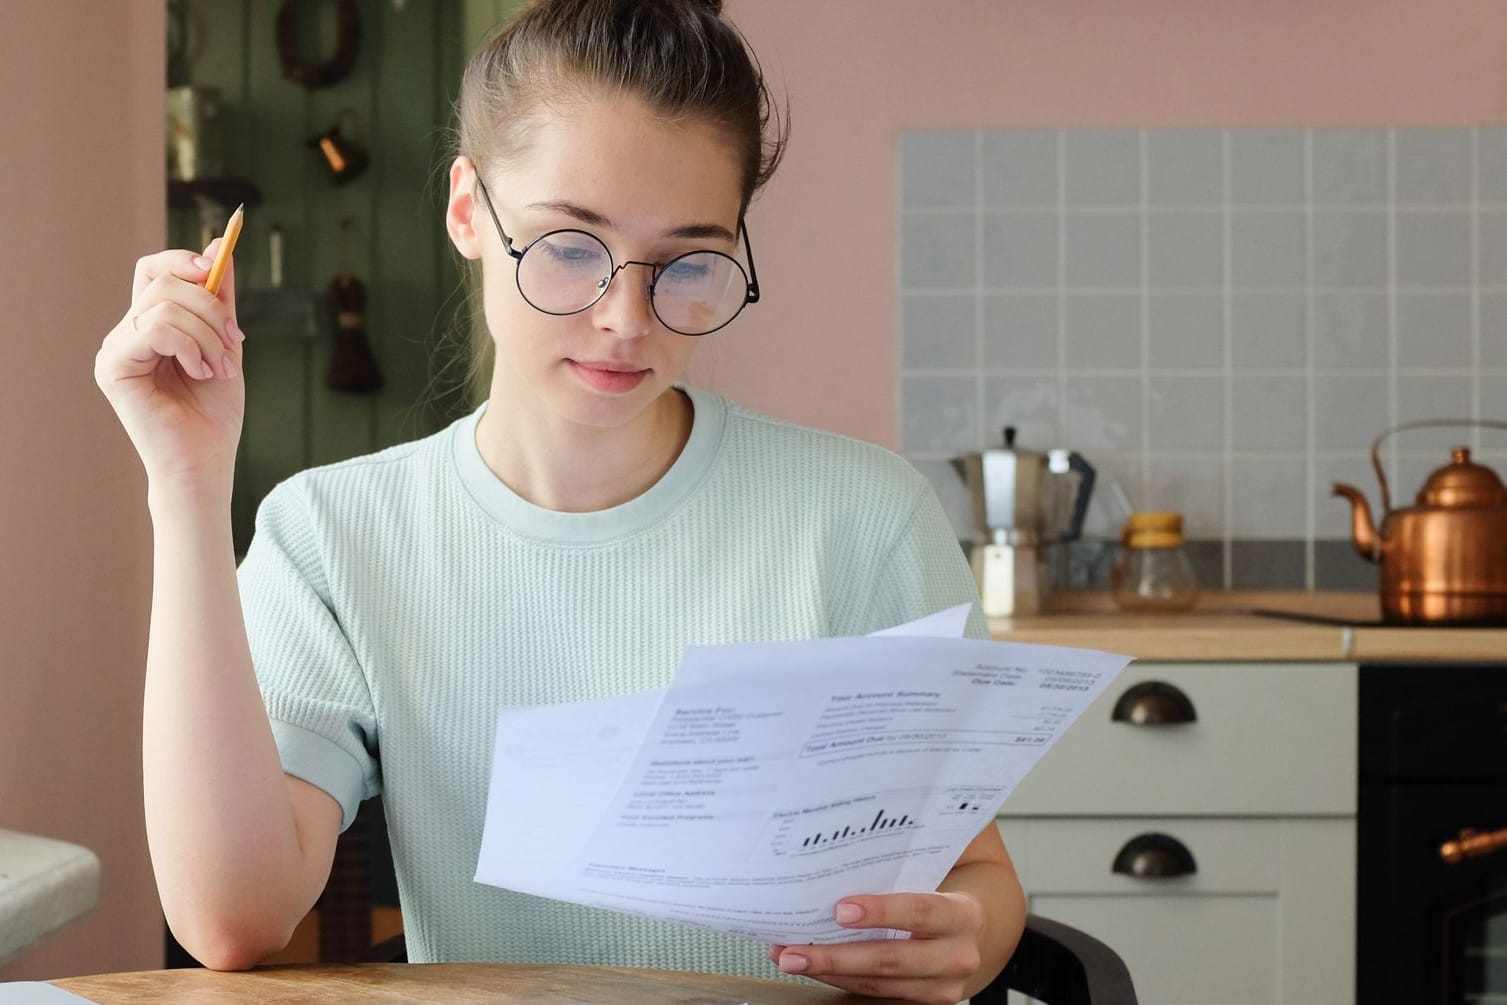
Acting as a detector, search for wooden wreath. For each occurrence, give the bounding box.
[276,0,361,88]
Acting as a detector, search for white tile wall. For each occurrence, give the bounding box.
[899,126,1507,588]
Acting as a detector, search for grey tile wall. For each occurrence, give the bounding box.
[900,126,1507,590]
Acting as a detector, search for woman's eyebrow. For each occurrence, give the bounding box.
[669,222,737,242]
[527,200,612,228]
[526,200,735,242]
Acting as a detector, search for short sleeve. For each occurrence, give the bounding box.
[237,478,380,831]
[868,482,990,640]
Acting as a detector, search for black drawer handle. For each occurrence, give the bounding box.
[1112,832,1198,879]
[1111,680,1197,725]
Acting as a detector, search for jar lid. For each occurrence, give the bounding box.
[1123,511,1184,549]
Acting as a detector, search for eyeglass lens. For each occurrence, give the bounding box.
[517,230,749,336]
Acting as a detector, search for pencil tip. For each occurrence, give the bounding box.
[233,203,244,215]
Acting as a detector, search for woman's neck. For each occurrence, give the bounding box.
[473,387,693,512]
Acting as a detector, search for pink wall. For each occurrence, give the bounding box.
[2,0,1506,980]
[0,0,165,980]
[696,0,1507,447]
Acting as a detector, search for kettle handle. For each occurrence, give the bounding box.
[1063,452,1096,543]
[1369,419,1507,514]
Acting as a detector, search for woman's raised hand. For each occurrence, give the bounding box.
[95,240,246,490]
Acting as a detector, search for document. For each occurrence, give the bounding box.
[475,606,1129,945]
[0,985,100,1004]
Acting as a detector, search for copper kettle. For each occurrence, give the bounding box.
[1332,419,1507,625]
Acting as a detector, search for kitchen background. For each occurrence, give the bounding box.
[6,0,1507,983]
[899,125,1507,591]
[162,0,511,553]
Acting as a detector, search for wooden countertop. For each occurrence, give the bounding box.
[989,592,1507,662]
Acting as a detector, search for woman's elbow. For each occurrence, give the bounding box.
[167,909,292,971]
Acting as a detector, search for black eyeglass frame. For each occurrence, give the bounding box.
[474,177,760,337]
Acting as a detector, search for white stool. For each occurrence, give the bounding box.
[0,830,100,965]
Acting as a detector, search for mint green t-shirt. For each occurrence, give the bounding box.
[237,384,986,971]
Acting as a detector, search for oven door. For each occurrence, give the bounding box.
[1360,783,1507,1004]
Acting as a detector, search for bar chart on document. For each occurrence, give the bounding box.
[765,786,1001,858]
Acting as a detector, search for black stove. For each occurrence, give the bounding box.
[1358,661,1507,1004]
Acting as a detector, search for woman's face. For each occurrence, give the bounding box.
[447,93,745,432]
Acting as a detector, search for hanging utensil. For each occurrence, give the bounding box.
[323,217,382,393]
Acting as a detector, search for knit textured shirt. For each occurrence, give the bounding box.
[237,384,986,972]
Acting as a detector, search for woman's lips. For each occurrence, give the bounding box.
[569,359,648,393]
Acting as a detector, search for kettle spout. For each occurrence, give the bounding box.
[1331,482,1381,562]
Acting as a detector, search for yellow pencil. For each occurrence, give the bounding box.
[204,203,244,296]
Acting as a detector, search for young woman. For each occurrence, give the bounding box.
[94,1,1026,1000]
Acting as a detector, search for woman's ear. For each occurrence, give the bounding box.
[446,156,483,260]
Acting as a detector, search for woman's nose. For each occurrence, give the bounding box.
[591,262,658,339]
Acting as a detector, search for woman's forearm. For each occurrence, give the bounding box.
[142,480,335,969]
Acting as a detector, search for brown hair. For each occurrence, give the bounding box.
[457,0,787,210]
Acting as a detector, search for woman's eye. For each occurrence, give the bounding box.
[660,257,713,284]
[537,238,606,268]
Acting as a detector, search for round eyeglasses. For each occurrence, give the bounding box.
[476,179,760,337]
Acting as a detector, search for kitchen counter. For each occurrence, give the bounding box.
[0,829,100,965]
[989,592,1507,661]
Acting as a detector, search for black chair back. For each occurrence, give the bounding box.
[971,914,1139,1005]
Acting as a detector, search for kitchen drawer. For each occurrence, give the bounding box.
[997,816,1355,1005]
[1002,662,1357,816]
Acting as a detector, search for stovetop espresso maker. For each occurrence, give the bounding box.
[951,426,1096,617]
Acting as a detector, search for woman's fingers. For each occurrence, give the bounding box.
[141,319,217,380]
[137,270,240,354]
[130,297,238,378]
[130,248,242,351]
[765,893,987,1005]
[132,248,209,300]
[774,935,970,980]
[833,892,983,941]
[98,317,211,383]
[99,307,233,385]
[772,937,973,1005]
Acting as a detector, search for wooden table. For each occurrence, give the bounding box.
[53,963,881,1004]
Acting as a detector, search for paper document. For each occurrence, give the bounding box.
[0,984,100,1004]
[475,606,1129,945]
[864,601,973,639]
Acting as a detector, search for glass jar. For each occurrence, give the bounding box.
[1111,512,1200,613]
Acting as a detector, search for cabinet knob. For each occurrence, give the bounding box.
[1112,832,1198,878]
[1111,680,1197,725]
